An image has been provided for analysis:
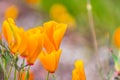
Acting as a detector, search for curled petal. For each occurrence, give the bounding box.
[26,33,43,65]
[53,23,67,49]
[38,50,62,73]
[43,33,55,53]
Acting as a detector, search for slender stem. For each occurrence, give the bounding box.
[107,70,114,80]
[22,59,25,67]
[86,0,102,66]
[14,68,17,80]
[1,46,8,80]
[19,59,25,80]
[52,74,56,80]
[19,64,28,70]
[19,69,24,80]
[3,59,6,80]
[86,0,105,79]
[86,0,98,54]
[0,58,8,80]
[25,66,30,80]
[7,66,13,79]
[46,72,50,80]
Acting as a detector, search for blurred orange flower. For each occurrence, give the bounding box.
[26,0,40,5]
[5,5,19,19]
[18,71,34,80]
[113,27,120,48]
[50,4,76,28]
[38,50,62,73]
[72,60,86,80]
[43,21,67,53]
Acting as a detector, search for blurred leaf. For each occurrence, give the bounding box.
[112,53,118,62]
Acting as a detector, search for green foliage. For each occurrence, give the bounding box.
[40,0,120,30]
[40,0,120,46]
[112,53,118,63]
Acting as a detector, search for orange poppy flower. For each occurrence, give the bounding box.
[38,50,62,73]
[25,27,43,65]
[2,18,43,64]
[72,60,86,80]
[2,18,22,54]
[113,27,120,48]
[43,21,67,53]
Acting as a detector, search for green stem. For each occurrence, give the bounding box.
[21,59,25,68]
[14,68,17,80]
[3,59,6,80]
[19,59,25,80]
[25,66,30,80]
[19,70,22,80]
[7,66,13,79]
[19,64,28,70]
[0,58,8,80]
[86,0,105,79]
[1,47,8,80]
[46,72,50,80]
[52,74,56,80]
[107,70,114,80]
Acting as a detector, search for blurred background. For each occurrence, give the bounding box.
[0,0,119,80]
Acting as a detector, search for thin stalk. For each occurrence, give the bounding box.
[86,0,102,66]
[0,58,8,80]
[7,66,13,79]
[86,0,98,55]
[86,0,105,79]
[3,59,7,80]
[1,47,8,80]
[107,70,114,80]
[18,70,21,80]
[25,66,30,80]
[52,74,56,80]
[21,59,25,68]
[19,64,28,70]
[19,59,25,80]
[46,72,50,80]
[14,68,17,80]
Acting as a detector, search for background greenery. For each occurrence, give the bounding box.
[39,0,120,44]
[1,0,119,46]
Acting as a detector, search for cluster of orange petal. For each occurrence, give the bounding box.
[2,18,67,73]
[1,18,86,80]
